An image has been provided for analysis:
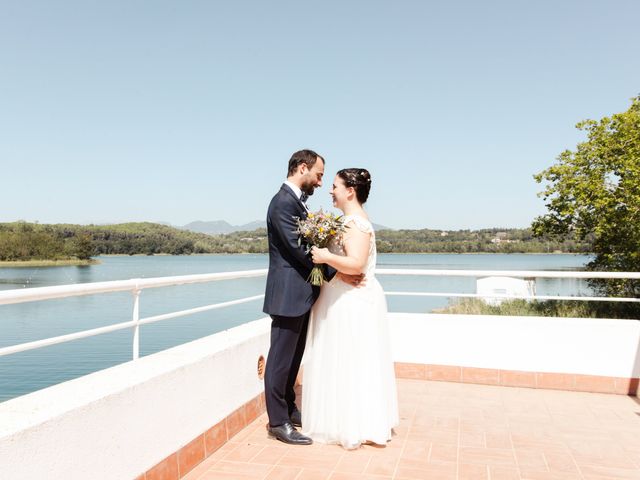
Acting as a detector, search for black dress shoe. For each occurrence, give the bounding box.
[290,409,302,427]
[268,422,312,445]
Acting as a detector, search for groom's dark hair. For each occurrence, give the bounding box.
[287,149,324,176]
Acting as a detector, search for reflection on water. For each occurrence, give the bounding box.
[0,253,590,402]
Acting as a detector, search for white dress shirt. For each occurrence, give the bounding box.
[284,180,303,200]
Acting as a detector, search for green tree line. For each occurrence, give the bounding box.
[0,222,268,260]
[0,221,590,262]
[375,228,589,254]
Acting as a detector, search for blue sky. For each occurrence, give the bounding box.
[1,0,638,230]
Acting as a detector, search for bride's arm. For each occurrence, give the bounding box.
[310,223,370,275]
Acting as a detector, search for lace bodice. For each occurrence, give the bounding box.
[329,214,376,278]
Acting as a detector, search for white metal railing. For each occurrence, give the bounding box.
[1,268,639,361]
[0,269,268,359]
[377,269,640,303]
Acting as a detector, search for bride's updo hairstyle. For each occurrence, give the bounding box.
[337,168,372,204]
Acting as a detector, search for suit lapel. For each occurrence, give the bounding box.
[281,184,307,212]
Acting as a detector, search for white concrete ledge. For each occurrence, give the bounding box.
[0,317,271,480]
[389,313,640,378]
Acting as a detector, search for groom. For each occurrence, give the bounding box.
[263,149,331,445]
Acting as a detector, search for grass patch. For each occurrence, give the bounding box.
[436,298,638,319]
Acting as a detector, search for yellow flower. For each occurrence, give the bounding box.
[319,227,324,233]
[330,230,336,235]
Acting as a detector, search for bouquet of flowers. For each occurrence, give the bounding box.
[294,209,346,286]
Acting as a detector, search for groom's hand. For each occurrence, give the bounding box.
[338,272,366,287]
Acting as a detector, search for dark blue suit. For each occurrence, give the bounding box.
[263,184,320,317]
[263,184,327,427]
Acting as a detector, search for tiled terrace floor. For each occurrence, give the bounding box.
[184,379,640,480]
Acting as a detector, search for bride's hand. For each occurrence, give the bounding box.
[337,272,366,287]
[311,246,330,264]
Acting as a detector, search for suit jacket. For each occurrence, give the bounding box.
[263,184,328,317]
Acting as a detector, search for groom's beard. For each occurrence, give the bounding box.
[301,182,316,196]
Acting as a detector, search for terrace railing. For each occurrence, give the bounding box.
[1,268,638,362]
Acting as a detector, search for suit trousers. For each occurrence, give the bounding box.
[264,312,310,427]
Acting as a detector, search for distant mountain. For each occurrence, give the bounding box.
[373,223,390,231]
[181,220,266,235]
[240,220,267,231]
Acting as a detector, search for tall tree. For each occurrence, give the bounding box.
[72,233,95,260]
[532,96,640,301]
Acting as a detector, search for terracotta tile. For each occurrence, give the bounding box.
[134,475,146,480]
[226,406,247,438]
[501,370,536,388]
[461,431,485,447]
[459,446,517,467]
[536,373,574,391]
[407,425,458,444]
[515,448,548,471]
[462,367,501,385]
[264,465,303,480]
[204,419,228,455]
[427,364,462,382]
[250,444,290,465]
[146,453,179,480]
[365,456,399,476]
[572,451,638,470]
[176,378,640,480]
[296,469,332,480]
[178,435,205,477]
[544,451,580,474]
[395,461,456,479]
[579,463,640,479]
[614,377,640,395]
[401,439,430,460]
[278,451,341,470]
[428,443,457,464]
[485,431,512,449]
[244,395,263,424]
[510,432,564,450]
[214,440,239,455]
[222,443,264,462]
[207,460,271,477]
[395,362,427,380]
[330,474,392,480]
[333,453,371,474]
[518,470,582,479]
[573,374,616,394]
[489,466,521,479]
[180,458,212,480]
[459,463,489,479]
[199,471,260,480]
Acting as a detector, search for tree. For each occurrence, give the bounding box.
[532,96,640,303]
[72,233,95,260]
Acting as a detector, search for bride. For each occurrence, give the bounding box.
[303,168,399,449]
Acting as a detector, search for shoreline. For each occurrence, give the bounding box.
[98,251,590,256]
[0,252,590,267]
[0,259,101,268]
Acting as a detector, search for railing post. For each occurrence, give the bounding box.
[132,283,141,360]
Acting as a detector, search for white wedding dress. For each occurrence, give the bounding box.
[301,214,399,449]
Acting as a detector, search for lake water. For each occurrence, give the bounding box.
[0,253,590,402]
